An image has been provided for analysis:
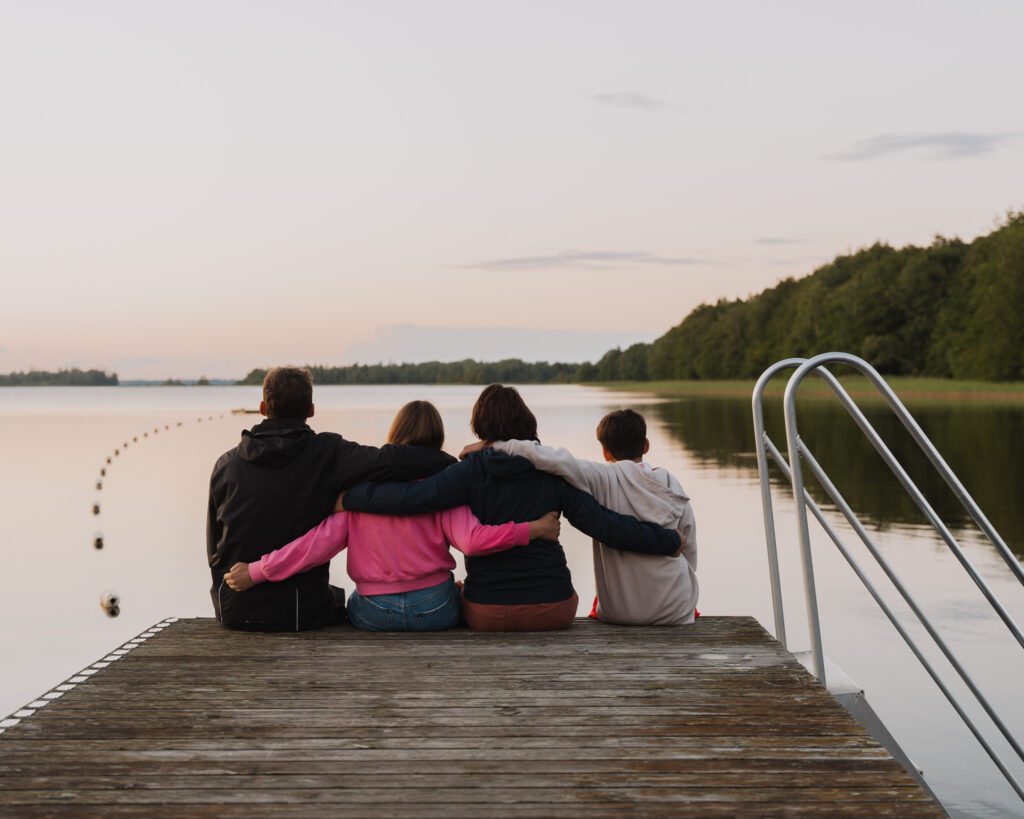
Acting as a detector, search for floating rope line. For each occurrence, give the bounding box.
[91,406,233,618]
[0,618,179,735]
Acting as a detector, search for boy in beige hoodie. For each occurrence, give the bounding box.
[490,409,697,626]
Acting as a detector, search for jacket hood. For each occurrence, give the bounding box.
[238,418,315,467]
[609,461,690,529]
[476,449,540,478]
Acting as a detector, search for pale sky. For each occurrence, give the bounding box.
[2,1,1022,379]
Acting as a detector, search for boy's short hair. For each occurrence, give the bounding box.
[597,409,647,460]
[262,367,313,420]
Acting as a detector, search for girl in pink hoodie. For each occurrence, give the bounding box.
[224,401,559,631]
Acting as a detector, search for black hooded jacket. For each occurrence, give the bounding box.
[343,450,682,605]
[207,418,455,631]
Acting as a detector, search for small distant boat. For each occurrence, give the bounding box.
[231,408,261,415]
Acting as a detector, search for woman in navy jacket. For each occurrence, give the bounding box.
[341,384,681,631]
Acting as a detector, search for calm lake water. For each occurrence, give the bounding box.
[1,383,1023,817]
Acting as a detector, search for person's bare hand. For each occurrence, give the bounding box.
[225,562,254,592]
[673,533,688,557]
[458,440,491,460]
[529,511,561,542]
[334,490,347,513]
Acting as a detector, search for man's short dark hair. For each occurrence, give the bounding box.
[596,409,647,460]
[262,367,313,420]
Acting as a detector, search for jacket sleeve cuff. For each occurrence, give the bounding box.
[513,522,532,545]
[247,561,268,584]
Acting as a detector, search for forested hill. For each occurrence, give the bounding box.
[238,213,1024,386]
[238,360,580,386]
[0,368,118,386]
[585,211,1024,382]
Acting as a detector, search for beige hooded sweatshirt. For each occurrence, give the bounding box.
[493,440,697,625]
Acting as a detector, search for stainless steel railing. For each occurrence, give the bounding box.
[752,352,1024,800]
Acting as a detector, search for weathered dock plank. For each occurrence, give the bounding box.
[0,616,942,817]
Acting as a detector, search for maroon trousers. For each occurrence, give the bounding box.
[461,592,579,632]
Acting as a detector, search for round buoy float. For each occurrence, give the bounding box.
[100,592,120,617]
[106,457,111,464]
[143,432,148,438]
[96,480,102,491]
[93,532,104,550]
[100,468,106,477]
[133,436,138,442]
[92,502,100,515]
[176,421,183,427]
[114,448,120,456]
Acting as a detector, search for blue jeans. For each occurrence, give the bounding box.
[346,576,461,632]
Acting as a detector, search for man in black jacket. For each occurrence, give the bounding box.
[207,367,455,631]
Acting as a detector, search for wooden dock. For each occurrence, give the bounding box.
[0,616,942,817]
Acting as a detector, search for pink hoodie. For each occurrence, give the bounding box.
[247,507,531,596]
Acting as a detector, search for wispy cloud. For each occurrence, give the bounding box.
[754,237,801,246]
[463,250,702,272]
[823,131,1022,161]
[592,92,667,111]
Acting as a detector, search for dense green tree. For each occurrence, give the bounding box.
[230,213,1024,386]
[0,368,118,386]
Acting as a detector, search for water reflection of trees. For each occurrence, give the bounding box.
[651,397,1024,557]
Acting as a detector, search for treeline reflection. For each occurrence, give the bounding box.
[651,396,1024,557]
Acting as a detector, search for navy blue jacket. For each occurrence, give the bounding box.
[343,450,681,605]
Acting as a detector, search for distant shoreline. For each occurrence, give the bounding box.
[4,376,1024,404]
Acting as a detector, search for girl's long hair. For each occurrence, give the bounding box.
[387,400,445,449]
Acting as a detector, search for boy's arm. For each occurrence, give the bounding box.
[343,459,474,515]
[439,506,532,557]
[491,440,608,496]
[557,481,680,556]
[248,512,352,585]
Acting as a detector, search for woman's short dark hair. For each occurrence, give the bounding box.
[262,367,313,420]
[471,384,538,442]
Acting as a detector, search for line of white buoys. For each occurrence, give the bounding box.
[0,618,179,734]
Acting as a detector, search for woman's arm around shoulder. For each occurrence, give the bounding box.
[556,480,680,556]
[342,458,474,516]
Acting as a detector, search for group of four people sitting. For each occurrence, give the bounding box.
[207,367,698,632]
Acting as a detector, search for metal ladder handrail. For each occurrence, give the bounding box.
[753,352,1024,801]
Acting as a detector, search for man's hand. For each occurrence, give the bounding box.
[528,511,561,542]
[225,562,255,592]
[458,440,490,461]
[334,490,347,513]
